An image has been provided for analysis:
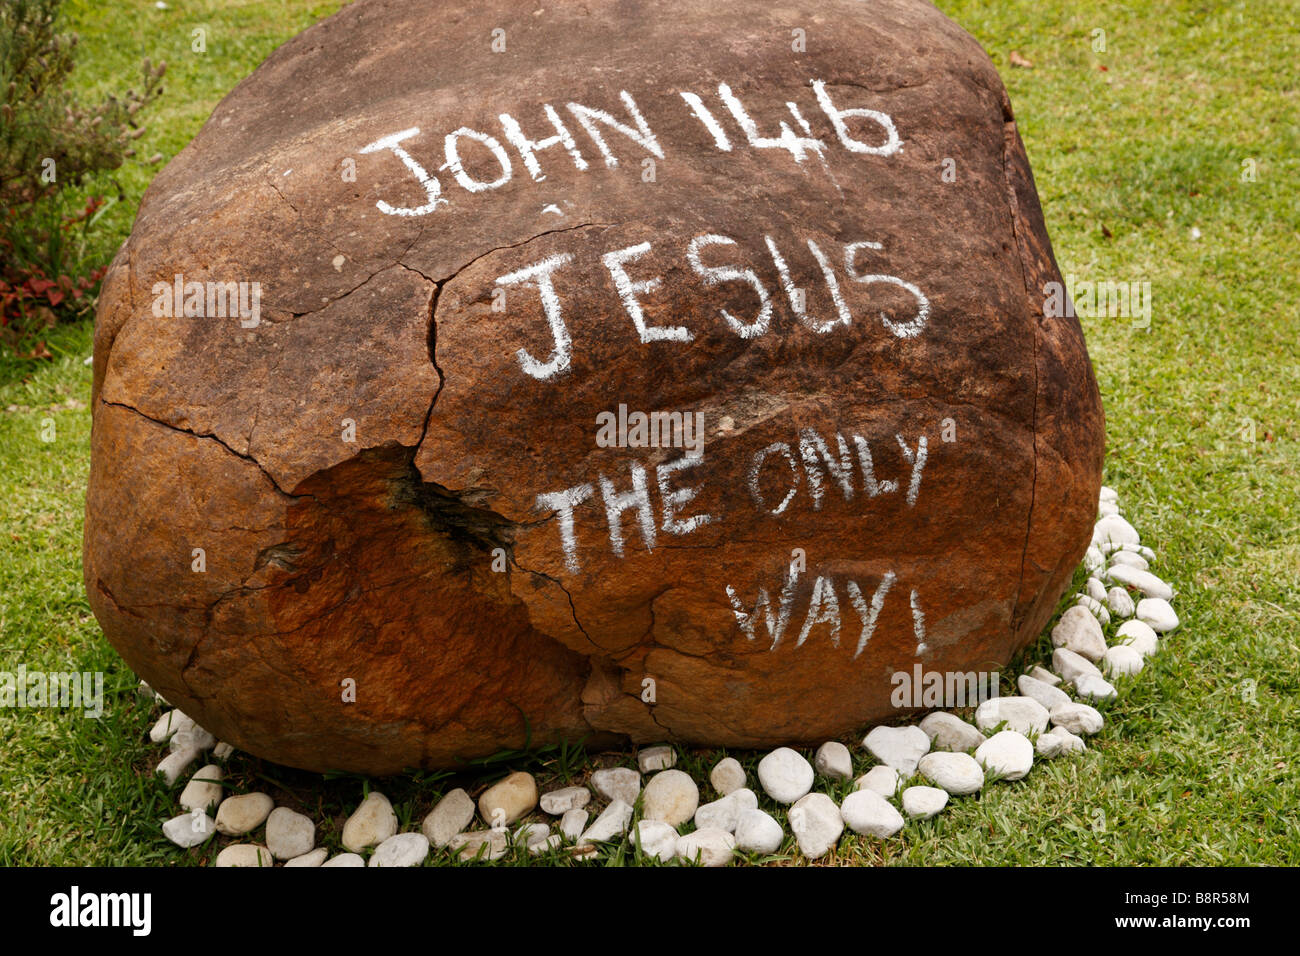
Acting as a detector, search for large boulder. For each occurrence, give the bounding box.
[85,0,1104,774]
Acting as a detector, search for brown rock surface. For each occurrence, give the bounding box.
[85,0,1104,774]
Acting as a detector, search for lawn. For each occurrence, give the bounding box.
[0,0,1296,866]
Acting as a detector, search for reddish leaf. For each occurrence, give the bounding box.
[17,340,54,360]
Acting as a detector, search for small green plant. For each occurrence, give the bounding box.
[0,0,164,351]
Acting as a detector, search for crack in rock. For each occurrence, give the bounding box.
[102,399,306,500]
[998,105,1041,638]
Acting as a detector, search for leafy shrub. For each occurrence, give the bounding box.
[0,0,164,353]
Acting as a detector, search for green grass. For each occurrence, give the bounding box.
[1,0,1297,865]
[47,0,350,271]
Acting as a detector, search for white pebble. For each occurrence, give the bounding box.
[975,730,1034,780]
[1029,665,1061,686]
[155,748,199,786]
[369,832,429,867]
[757,747,814,803]
[1099,485,1118,503]
[1047,726,1087,753]
[1093,514,1140,548]
[212,741,235,760]
[975,696,1050,735]
[1017,674,1072,711]
[854,765,899,798]
[1106,564,1173,600]
[918,712,985,752]
[636,745,676,773]
[675,828,735,867]
[530,834,563,856]
[422,788,475,847]
[1117,619,1159,657]
[1114,542,1156,559]
[841,789,905,838]
[694,788,758,833]
[179,764,222,813]
[513,822,550,848]
[265,806,315,860]
[1137,597,1179,632]
[641,769,699,826]
[709,756,746,796]
[863,725,931,776]
[1074,673,1118,700]
[1083,545,1105,573]
[632,820,678,861]
[789,792,844,859]
[580,799,632,842]
[917,752,984,795]
[170,724,215,754]
[1036,733,1065,758]
[341,791,397,852]
[321,852,365,867]
[1104,643,1145,676]
[449,830,508,862]
[559,808,588,842]
[1052,605,1108,661]
[814,741,853,780]
[163,811,215,848]
[1085,576,1108,602]
[284,848,328,867]
[1106,586,1136,617]
[902,785,949,819]
[591,767,641,806]
[477,771,537,826]
[1076,593,1112,625]
[1109,550,1150,571]
[1053,647,1103,684]
[1050,701,1104,735]
[149,709,194,744]
[734,808,784,854]
[215,792,274,837]
[215,844,273,868]
[539,785,590,815]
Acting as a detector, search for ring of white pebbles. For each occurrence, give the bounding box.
[146,484,1178,866]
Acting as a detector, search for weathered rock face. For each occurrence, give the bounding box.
[85,0,1104,774]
